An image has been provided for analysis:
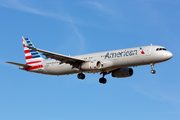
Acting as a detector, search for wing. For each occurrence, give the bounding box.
[24,41,86,68]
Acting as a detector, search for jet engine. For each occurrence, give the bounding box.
[81,61,102,70]
[111,68,133,78]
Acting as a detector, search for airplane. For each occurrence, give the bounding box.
[6,37,173,84]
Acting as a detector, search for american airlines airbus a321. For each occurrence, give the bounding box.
[6,37,173,84]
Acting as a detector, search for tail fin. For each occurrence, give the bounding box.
[22,36,44,66]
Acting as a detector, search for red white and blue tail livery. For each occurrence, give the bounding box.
[22,37,44,71]
[22,36,43,65]
[6,37,173,84]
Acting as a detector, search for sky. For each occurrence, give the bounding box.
[0,0,180,120]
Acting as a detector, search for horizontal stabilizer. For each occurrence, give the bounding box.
[6,61,30,67]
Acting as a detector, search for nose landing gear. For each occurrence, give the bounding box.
[150,63,156,74]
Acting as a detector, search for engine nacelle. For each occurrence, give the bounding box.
[111,68,133,78]
[81,61,102,70]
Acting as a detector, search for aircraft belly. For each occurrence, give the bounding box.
[43,64,79,75]
[112,55,154,68]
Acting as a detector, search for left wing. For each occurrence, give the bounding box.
[23,37,86,68]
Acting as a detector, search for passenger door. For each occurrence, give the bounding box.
[146,46,152,56]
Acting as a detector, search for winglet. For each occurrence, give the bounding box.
[22,36,29,47]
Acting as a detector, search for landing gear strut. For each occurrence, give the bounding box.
[77,73,85,80]
[150,63,156,74]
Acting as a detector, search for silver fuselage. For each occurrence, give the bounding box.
[29,45,173,75]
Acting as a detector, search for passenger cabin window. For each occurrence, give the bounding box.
[156,48,167,51]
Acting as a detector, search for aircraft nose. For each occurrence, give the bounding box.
[166,51,173,59]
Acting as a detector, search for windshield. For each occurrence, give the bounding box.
[156,48,167,51]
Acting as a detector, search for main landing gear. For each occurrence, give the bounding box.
[150,63,156,74]
[77,73,85,80]
[99,77,107,84]
[77,72,109,84]
[99,72,110,84]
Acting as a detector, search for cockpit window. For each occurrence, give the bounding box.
[156,48,167,51]
[163,48,167,50]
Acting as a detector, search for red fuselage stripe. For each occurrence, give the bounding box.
[26,65,43,71]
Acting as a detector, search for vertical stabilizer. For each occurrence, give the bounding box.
[22,36,44,66]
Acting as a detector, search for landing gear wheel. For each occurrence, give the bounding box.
[151,70,156,74]
[99,78,107,84]
[77,73,85,80]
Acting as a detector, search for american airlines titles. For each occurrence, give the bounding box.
[105,49,137,59]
